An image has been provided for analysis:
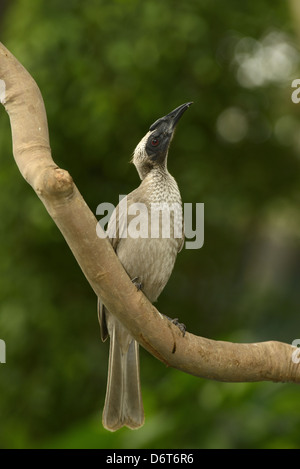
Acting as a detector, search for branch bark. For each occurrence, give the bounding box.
[1,41,299,384]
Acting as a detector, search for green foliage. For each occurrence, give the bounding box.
[0,0,300,449]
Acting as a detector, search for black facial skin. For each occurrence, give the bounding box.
[145,102,193,164]
[145,125,172,163]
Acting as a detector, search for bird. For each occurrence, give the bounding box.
[98,102,193,431]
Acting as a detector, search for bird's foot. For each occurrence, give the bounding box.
[164,315,186,336]
[131,276,143,291]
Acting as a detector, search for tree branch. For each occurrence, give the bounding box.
[1,42,299,384]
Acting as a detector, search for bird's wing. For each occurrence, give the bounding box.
[98,189,141,339]
[106,190,141,250]
[178,234,185,253]
[98,297,109,342]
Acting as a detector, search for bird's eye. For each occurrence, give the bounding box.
[151,138,159,147]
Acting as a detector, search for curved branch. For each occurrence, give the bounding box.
[1,42,299,384]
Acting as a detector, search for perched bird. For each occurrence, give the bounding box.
[98,102,192,431]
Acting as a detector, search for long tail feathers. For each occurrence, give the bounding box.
[102,327,144,432]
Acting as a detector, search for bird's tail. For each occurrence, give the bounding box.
[102,325,144,431]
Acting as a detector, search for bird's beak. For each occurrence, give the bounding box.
[149,102,193,132]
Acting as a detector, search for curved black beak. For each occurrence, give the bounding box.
[149,102,193,132]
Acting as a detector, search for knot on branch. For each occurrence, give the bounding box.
[41,167,74,200]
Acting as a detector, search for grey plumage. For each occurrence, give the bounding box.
[98,102,192,431]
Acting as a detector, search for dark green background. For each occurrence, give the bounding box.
[0,0,300,449]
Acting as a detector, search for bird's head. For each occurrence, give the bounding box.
[132,102,193,180]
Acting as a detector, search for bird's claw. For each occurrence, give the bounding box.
[171,318,186,336]
[164,314,186,336]
[132,276,143,291]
